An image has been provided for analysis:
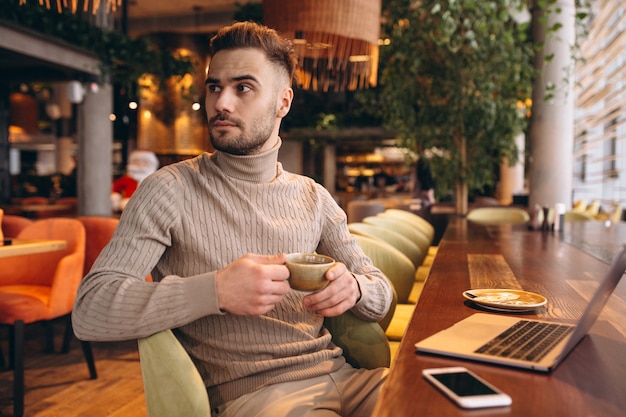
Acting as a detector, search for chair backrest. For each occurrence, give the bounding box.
[564,210,594,222]
[348,222,425,268]
[383,209,435,241]
[138,329,211,417]
[346,200,387,223]
[378,212,434,249]
[323,311,391,369]
[1,214,33,238]
[78,216,120,276]
[584,200,600,216]
[362,215,432,254]
[76,216,153,282]
[1,218,85,318]
[138,316,391,417]
[353,234,416,304]
[572,199,587,212]
[466,207,530,225]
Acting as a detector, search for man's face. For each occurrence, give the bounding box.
[205,48,293,155]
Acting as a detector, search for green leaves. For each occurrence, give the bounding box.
[1,2,195,88]
[378,0,534,199]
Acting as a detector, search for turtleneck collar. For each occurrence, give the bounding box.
[211,137,282,183]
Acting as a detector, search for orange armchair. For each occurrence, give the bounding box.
[0,218,96,417]
[77,216,120,276]
[75,216,152,283]
[1,214,33,239]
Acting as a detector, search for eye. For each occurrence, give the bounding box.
[207,84,221,93]
[237,84,252,93]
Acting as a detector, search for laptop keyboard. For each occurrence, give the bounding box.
[475,320,574,362]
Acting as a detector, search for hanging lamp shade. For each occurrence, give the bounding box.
[18,0,122,15]
[263,0,381,92]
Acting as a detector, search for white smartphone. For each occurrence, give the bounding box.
[422,367,512,409]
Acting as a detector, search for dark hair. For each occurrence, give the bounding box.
[209,21,298,87]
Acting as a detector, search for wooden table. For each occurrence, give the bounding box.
[0,239,67,258]
[373,217,626,417]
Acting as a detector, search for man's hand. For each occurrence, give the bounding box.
[216,253,290,315]
[302,262,361,317]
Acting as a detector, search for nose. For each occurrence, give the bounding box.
[210,88,235,114]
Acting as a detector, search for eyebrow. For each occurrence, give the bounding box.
[205,74,260,85]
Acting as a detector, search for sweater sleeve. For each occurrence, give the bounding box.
[72,169,223,342]
[314,186,393,322]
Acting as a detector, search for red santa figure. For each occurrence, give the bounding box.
[111,150,159,211]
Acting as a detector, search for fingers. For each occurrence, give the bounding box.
[216,254,290,315]
[217,254,357,317]
[249,293,289,315]
[303,265,359,317]
[245,253,290,282]
[244,252,287,266]
[308,297,355,317]
[324,262,347,282]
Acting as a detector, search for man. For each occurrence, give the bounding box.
[73,22,392,417]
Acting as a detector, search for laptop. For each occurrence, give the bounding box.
[415,244,626,372]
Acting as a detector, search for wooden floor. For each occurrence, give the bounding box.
[0,321,146,417]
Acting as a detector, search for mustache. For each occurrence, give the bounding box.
[210,113,241,126]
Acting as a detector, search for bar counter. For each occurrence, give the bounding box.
[373,217,626,417]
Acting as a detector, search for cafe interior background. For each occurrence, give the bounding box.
[0,1,625,416]
[0,0,624,219]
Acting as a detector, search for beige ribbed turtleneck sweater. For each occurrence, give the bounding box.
[72,140,393,406]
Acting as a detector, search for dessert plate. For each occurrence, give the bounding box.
[462,289,547,311]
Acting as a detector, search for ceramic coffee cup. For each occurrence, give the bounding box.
[285,253,335,291]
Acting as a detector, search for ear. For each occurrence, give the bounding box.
[276,87,293,118]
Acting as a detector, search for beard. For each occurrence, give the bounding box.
[209,107,277,155]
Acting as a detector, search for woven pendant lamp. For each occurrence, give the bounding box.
[18,0,122,15]
[263,0,381,92]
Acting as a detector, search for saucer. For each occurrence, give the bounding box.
[462,289,547,311]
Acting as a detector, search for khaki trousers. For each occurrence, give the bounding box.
[211,365,388,417]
